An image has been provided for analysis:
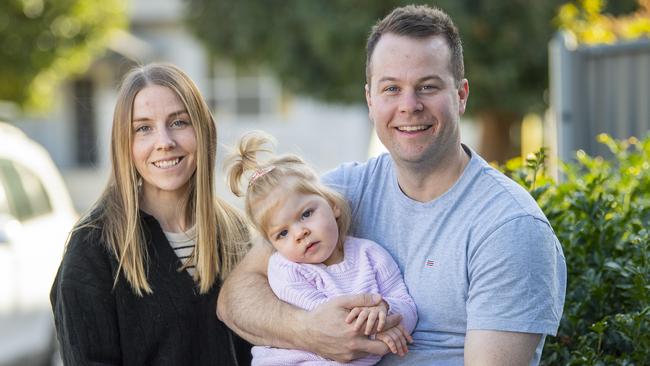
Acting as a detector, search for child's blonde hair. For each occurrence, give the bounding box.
[226,131,351,248]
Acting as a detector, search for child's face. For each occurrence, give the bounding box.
[263,189,343,266]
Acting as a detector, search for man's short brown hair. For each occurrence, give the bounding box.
[366,5,464,86]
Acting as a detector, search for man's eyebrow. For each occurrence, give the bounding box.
[376,75,444,84]
[376,76,398,84]
[418,75,444,83]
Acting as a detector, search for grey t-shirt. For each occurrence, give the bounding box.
[322,147,566,366]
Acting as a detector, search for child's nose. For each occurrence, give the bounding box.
[295,227,310,242]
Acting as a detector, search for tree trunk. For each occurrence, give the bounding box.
[476,110,520,164]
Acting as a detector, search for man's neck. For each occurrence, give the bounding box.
[394,145,470,203]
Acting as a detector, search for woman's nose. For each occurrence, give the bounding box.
[155,128,176,150]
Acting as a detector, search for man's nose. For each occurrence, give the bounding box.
[399,89,423,114]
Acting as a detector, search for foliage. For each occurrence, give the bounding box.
[0,0,127,110]
[502,135,650,365]
[185,0,389,104]
[186,0,564,115]
[557,0,650,45]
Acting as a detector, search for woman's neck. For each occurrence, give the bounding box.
[140,188,190,233]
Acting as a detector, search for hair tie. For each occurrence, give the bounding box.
[248,166,275,188]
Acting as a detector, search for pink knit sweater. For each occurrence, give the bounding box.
[252,236,418,365]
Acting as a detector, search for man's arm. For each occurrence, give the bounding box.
[217,241,279,345]
[217,241,396,362]
[464,217,565,365]
[464,330,541,366]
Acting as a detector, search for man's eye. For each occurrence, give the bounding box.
[384,86,399,93]
[420,85,438,91]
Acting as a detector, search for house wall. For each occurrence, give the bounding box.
[12,0,373,212]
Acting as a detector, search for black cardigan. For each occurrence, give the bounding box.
[50,212,252,366]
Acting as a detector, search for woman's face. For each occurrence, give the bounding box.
[131,85,197,199]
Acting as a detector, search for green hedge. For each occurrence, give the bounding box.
[501,134,649,365]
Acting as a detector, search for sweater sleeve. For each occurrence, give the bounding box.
[50,228,122,366]
[267,253,330,311]
[370,242,418,334]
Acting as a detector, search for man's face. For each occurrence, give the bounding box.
[365,33,468,167]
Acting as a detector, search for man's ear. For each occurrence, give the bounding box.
[457,78,469,115]
[365,84,374,119]
[365,83,372,108]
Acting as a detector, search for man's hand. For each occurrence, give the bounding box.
[299,294,402,363]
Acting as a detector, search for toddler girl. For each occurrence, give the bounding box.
[226,131,417,365]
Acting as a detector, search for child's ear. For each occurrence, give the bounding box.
[332,204,341,218]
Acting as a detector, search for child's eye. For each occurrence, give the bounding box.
[301,209,313,219]
[276,229,288,240]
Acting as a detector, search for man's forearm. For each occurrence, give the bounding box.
[464,330,541,366]
[217,265,306,349]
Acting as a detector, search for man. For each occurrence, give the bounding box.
[218,5,566,366]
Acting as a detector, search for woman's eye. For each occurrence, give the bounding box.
[134,125,151,133]
[171,119,189,128]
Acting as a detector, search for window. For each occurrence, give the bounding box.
[209,63,281,118]
[0,159,52,221]
[73,79,97,166]
[0,172,9,216]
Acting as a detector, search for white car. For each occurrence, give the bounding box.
[0,122,77,366]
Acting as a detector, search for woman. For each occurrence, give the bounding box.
[50,63,252,365]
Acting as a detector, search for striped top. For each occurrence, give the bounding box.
[163,226,197,277]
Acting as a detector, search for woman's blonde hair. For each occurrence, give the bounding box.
[76,63,249,296]
[226,131,350,249]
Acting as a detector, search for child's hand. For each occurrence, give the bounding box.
[345,300,389,335]
[375,324,412,357]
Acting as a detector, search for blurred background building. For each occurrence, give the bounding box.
[4,0,380,212]
[0,0,649,364]
[4,0,647,213]
[2,0,486,214]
